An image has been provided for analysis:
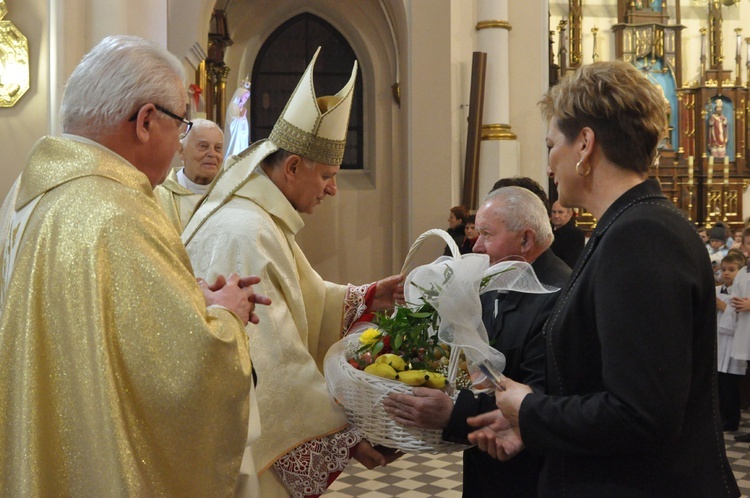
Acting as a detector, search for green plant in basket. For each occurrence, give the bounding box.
[351,300,472,390]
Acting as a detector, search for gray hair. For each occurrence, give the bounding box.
[180,118,223,148]
[482,186,554,250]
[61,35,186,139]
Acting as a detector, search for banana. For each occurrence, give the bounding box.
[396,369,430,386]
[375,353,407,372]
[424,371,447,389]
[364,362,398,380]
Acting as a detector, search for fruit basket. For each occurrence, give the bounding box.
[325,327,471,453]
[324,229,555,453]
[326,229,471,453]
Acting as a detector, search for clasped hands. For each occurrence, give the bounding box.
[199,273,271,325]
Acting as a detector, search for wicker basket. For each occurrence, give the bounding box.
[323,229,472,453]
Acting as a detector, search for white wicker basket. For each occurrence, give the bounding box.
[323,229,472,453]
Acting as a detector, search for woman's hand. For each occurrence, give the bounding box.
[494,375,533,427]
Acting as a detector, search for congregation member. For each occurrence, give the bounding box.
[710,226,730,283]
[698,225,710,246]
[460,214,478,254]
[549,199,585,268]
[492,176,550,213]
[0,35,268,496]
[736,227,750,259]
[467,60,739,496]
[182,47,403,497]
[731,244,750,444]
[444,205,469,255]
[155,118,224,231]
[384,184,570,497]
[716,251,746,432]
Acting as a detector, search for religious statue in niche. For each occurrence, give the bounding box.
[223,77,251,159]
[708,98,729,158]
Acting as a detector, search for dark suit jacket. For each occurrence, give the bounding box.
[550,218,585,269]
[521,180,739,497]
[442,249,571,497]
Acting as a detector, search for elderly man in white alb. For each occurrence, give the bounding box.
[155,118,224,231]
[183,47,403,497]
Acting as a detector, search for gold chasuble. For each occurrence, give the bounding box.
[0,137,252,497]
[154,167,202,233]
[184,167,349,479]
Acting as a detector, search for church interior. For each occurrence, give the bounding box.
[2,0,750,494]
[0,0,748,286]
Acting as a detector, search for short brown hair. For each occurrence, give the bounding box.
[723,250,745,269]
[450,205,469,224]
[539,60,668,174]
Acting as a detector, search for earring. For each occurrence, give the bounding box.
[575,159,591,177]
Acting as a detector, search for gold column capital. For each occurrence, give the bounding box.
[476,20,512,31]
[481,124,517,141]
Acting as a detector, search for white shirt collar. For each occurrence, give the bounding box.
[176,168,210,195]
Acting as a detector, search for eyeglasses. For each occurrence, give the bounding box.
[128,104,193,136]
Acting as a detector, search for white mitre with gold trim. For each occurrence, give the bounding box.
[182,47,358,243]
[270,46,358,166]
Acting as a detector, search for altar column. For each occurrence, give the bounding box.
[476,0,520,198]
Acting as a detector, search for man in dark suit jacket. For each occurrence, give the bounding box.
[384,185,571,497]
[549,200,585,269]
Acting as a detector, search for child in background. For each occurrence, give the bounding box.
[738,227,750,259]
[717,251,747,431]
[709,226,729,283]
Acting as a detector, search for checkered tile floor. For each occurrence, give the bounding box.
[324,411,750,497]
[726,411,750,497]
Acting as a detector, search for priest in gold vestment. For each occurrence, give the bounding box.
[183,48,403,497]
[0,36,266,497]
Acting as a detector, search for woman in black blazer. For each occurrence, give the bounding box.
[468,61,739,497]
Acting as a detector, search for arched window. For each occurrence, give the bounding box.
[251,13,363,170]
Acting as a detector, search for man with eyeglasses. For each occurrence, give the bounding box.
[0,35,269,496]
[155,118,224,231]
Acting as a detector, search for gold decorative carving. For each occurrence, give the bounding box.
[481,124,517,141]
[476,20,511,31]
[0,0,30,107]
[727,189,738,216]
[568,0,583,67]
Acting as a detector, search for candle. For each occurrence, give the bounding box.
[738,31,743,58]
[724,156,730,185]
[708,156,714,186]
